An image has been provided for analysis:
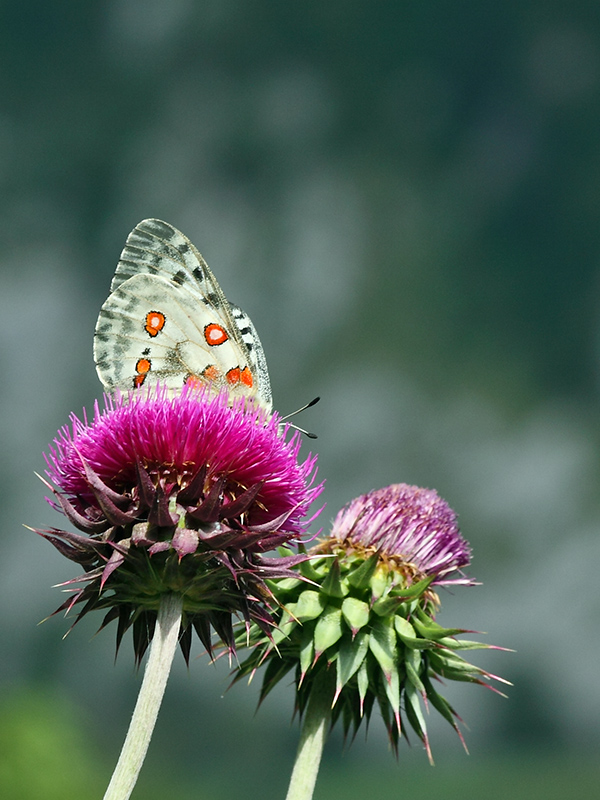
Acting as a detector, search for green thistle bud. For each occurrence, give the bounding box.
[235,484,509,763]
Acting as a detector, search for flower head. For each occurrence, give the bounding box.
[326,483,472,586]
[235,484,507,762]
[36,386,322,662]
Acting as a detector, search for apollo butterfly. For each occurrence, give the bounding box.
[93,219,272,412]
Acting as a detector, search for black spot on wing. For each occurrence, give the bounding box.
[164,347,183,369]
[171,270,187,286]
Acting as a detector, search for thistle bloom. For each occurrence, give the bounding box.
[326,483,472,587]
[236,483,507,776]
[37,385,322,661]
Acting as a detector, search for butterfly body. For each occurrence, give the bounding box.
[94,219,272,411]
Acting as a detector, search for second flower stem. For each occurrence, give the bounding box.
[285,670,334,800]
[103,592,183,800]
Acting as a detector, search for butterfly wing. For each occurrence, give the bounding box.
[94,219,272,410]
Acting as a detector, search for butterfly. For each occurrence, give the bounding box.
[93,218,273,413]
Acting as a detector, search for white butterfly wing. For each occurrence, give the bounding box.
[94,219,272,410]
[111,218,220,297]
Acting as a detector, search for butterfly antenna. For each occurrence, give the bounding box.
[280,397,320,439]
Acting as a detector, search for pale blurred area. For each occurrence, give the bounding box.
[1,3,600,798]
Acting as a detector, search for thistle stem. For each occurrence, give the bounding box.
[285,671,334,800]
[103,593,183,800]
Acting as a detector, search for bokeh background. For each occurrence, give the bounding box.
[1,3,600,798]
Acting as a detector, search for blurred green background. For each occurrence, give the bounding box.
[2,2,600,798]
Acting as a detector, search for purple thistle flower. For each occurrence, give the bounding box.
[36,385,322,662]
[329,483,473,586]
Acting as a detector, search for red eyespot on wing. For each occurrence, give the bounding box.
[204,323,229,346]
[226,367,241,385]
[145,311,166,337]
[202,364,221,381]
[240,366,254,388]
[134,357,151,388]
[185,374,204,389]
[136,357,151,374]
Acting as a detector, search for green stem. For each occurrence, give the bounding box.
[103,593,183,800]
[285,672,335,800]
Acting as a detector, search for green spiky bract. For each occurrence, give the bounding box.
[235,540,508,763]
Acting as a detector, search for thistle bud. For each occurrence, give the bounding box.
[236,484,508,762]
